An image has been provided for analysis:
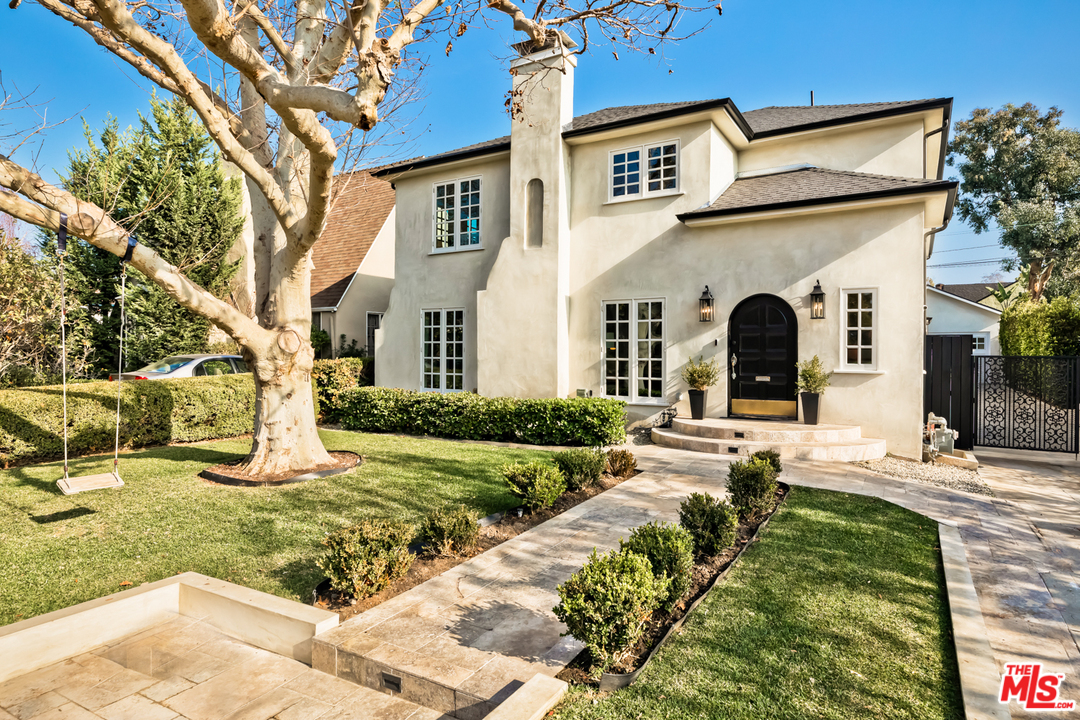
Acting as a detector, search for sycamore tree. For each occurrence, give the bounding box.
[0,0,717,477]
[948,103,1080,301]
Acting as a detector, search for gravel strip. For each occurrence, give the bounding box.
[852,455,994,497]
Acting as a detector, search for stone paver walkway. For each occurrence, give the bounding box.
[0,615,444,720]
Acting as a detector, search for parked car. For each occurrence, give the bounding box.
[109,354,249,381]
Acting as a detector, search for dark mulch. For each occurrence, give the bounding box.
[201,450,360,485]
[315,470,640,621]
[557,484,789,686]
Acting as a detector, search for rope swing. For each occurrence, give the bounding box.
[56,215,135,495]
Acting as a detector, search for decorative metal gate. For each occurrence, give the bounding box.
[974,356,1080,453]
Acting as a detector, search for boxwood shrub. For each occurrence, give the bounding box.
[0,373,313,467]
[727,456,780,521]
[312,358,369,422]
[620,521,695,612]
[503,461,567,512]
[318,519,415,598]
[335,386,626,446]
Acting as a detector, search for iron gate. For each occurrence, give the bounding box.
[974,356,1080,453]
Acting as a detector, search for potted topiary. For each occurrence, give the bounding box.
[794,355,832,425]
[681,355,722,420]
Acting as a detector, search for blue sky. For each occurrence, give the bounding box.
[2,0,1078,283]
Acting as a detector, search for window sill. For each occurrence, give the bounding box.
[430,245,484,256]
[604,398,670,406]
[603,191,683,206]
[832,368,886,375]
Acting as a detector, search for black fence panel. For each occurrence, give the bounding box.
[925,335,974,450]
[974,356,1080,453]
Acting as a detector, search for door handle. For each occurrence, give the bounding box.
[730,353,737,379]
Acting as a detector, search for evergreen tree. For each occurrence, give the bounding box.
[49,97,244,374]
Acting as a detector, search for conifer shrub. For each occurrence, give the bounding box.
[553,548,668,676]
[678,492,739,557]
[605,448,638,478]
[502,461,567,512]
[420,504,480,557]
[550,447,606,491]
[318,519,415,598]
[620,522,695,612]
[727,456,779,521]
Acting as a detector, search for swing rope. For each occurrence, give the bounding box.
[113,265,128,475]
[58,214,69,481]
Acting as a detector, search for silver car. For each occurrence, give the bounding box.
[110,354,249,381]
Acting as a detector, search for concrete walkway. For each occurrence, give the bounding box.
[632,441,1080,719]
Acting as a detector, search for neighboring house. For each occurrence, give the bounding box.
[926,284,1002,356]
[372,40,957,460]
[310,171,396,356]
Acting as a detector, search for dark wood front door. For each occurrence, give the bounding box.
[729,295,798,418]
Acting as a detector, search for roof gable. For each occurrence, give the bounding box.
[311,171,395,309]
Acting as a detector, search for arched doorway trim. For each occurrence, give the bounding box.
[727,294,799,418]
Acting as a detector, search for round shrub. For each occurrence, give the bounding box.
[678,492,738,557]
[318,519,415,598]
[502,461,567,512]
[750,448,783,476]
[620,522,695,612]
[553,548,668,675]
[727,456,779,521]
[605,448,638,479]
[420,503,480,557]
[550,448,606,491]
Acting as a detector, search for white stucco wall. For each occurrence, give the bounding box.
[331,208,396,354]
[926,288,1001,355]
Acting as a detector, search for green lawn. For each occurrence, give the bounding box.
[0,430,550,625]
[555,487,963,720]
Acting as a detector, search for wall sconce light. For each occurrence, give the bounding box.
[699,285,715,323]
[810,280,825,319]
[926,316,933,327]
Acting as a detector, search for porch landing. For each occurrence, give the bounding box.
[652,417,886,461]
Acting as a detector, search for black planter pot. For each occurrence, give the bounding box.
[689,389,707,420]
[800,393,820,425]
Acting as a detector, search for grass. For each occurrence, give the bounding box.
[554,487,964,720]
[0,429,550,625]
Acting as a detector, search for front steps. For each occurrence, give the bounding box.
[651,417,886,462]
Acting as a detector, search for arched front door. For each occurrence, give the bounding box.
[728,295,798,418]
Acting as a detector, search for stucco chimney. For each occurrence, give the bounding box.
[476,36,577,400]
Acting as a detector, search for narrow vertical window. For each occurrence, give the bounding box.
[433,177,482,252]
[636,300,664,398]
[611,150,640,198]
[434,183,456,250]
[843,289,876,369]
[423,308,466,392]
[366,312,383,355]
[646,143,678,192]
[526,178,544,248]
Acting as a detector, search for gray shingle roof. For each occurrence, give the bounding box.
[934,283,995,304]
[678,167,956,221]
[372,97,951,177]
[742,99,946,136]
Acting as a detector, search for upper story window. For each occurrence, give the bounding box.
[610,140,679,201]
[433,177,482,252]
[842,289,877,370]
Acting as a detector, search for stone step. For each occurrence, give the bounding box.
[671,417,864,443]
[651,428,887,462]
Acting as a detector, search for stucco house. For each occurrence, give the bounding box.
[926,283,1003,356]
[310,171,396,356]
[371,40,957,460]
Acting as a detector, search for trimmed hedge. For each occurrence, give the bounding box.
[336,387,627,446]
[312,357,369,421]
[0,374,271,466]
[1000,297,1080,357]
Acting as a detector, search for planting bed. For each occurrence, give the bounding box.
[558,482,789,687]
[313,469,639,621]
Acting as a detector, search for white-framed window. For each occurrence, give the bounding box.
[972,332,990,355]
[366,312,383,355]
[433,177,482,252]
[602,299,665,402]
[422,308,464,391]
[609,140,679,201]
[842,288,877,370]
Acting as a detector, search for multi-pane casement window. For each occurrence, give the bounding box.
[603,299,665,401]
[433,177,482,252]
[422,309,465,391]
[609,141,679,201]
[842,289,877,369]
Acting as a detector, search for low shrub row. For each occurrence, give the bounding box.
[334,386,627,447]
[319,503,483,598]
[553,449,782,676]
[312,357,370,422]
[502,448,637,512]
[0,374,265,466]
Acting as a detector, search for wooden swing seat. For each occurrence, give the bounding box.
[57,472,125,495]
